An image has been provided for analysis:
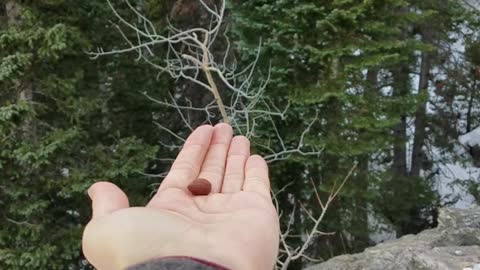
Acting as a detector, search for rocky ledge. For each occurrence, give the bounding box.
[306,207,480,270]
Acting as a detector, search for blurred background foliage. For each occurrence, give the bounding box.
[1,0,479,269]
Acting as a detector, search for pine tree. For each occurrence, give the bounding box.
[230,0,446,264]
[0,1,165,268]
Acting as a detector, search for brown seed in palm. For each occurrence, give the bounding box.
[188,178,212,196]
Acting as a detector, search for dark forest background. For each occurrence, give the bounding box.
[1,0,480,269]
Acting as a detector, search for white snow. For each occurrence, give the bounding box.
[435,161,479,209]
[368,210,397,244]
[459,127,480,148]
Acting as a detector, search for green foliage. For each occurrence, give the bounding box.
[1,0,479,269]
[0,1,163,269]
[0,52,32,81]
[231,0,479,265]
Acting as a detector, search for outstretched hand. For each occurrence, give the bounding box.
[82,124,280,270]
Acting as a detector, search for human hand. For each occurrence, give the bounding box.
[82,124,280,270]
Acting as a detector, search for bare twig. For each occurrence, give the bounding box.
[94,0,320,163]
[276,164,358,270]
[94,2,332,269]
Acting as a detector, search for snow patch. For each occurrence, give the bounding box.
[435,162,478,209]
[459,127,480,148]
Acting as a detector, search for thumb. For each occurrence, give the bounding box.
[88,181,129,219]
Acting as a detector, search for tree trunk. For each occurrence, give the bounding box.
[351,68,379,251]
[392,64,409,177]
[6,1,20,25]
[466,79,476,133]
[410,28,433,177]
[6,1,36,140]
[0,4,6,26]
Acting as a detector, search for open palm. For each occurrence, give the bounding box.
[82,124,280,270]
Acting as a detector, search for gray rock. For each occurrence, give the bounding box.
[306,207,480,270]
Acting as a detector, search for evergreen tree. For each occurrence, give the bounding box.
[0,1,165,268]
[1,0,479,269]
[230,0,479,265]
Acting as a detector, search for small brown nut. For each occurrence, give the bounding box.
[187,178,212,196]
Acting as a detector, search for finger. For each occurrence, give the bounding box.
[88,182,129,219]
[221,136,250,193]
[243,155,271,199]
[157,125,214,192]
[197,123,233,193]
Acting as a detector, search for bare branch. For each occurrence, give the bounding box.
[277,164,357,270]
[153,122,186,143]
[93,3,346,269]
